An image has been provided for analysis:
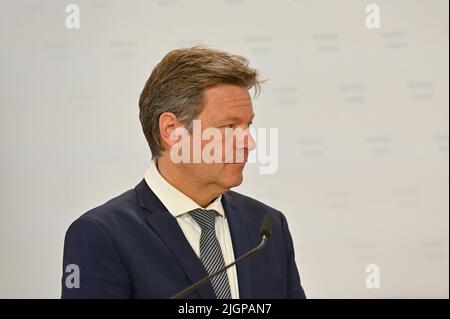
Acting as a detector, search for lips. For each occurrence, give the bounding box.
[223,150,248,164]
[228,157,248,164]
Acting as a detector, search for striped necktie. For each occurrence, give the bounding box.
[188,208,232,299]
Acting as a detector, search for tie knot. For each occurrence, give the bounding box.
[188,209,218,230]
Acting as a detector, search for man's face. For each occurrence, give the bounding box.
[180,84,256,192]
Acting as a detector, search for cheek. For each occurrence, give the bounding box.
[200,133,234,161]
[222,132,237,159]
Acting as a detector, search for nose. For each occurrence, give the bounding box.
[232,127,256,160]
[246,129,256,151]
[230,128,256,163]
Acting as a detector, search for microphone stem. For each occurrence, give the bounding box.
[170,235,269,299]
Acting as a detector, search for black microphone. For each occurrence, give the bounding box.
[170,214,273,299]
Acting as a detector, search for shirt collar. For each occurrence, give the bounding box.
[144,160,225,218]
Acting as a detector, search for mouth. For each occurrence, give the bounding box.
[224,158,248,165]
[224,150,248,165]
[229,156,248,165]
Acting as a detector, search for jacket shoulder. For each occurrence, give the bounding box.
[70,186,141,230]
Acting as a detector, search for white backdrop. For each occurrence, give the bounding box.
[0,0,448,298]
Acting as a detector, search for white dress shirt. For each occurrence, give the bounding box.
[144,161,240,299]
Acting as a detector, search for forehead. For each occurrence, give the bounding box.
[201,85,253,120]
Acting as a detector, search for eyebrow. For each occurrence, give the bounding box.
[222,113,255,123]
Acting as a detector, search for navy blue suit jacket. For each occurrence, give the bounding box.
[61,179,306,299]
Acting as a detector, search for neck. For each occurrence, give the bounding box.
[156,156,222,208]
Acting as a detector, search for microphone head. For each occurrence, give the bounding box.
[259,214,273,239]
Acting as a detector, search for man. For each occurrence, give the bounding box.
[61,46,306,299]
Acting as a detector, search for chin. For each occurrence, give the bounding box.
[221,172,244,189]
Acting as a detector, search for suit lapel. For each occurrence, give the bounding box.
[135,179,216,299]
[222,192,253,299]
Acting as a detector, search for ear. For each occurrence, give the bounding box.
[159,112,185,150]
